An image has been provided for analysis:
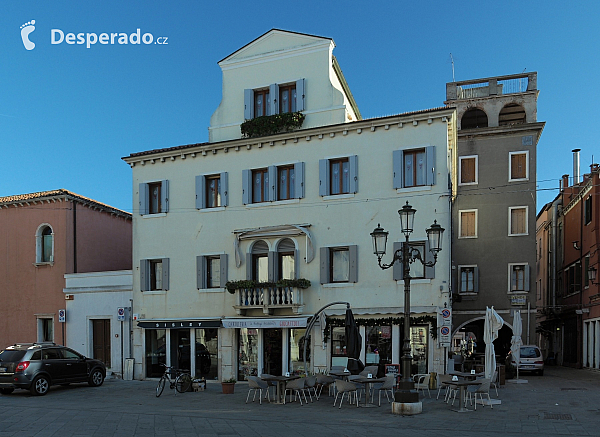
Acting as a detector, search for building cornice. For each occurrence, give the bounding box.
[456,121,545,141]
[122,107,455,167]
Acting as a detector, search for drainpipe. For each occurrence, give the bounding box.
[73,201,77,273]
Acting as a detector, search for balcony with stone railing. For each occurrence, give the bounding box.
[226,279,311,315]
[446,72,537,101]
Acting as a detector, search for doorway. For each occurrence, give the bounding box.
[92,319,111,368]
[263,329,283,376]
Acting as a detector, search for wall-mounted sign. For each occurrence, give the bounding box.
[137,320,221,329]
[222,318,307,329]
[440,326,451,344]
[117,307,125,321]
[58,309,66,323]
[510,295,527,306]
[440,308,452,326]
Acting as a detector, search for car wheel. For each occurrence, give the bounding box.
[88,369,105,387]
[30,376,50,396]
[0,388,14,395]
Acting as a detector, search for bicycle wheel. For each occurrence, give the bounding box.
[176,373,192,393]
[156,375,167,397]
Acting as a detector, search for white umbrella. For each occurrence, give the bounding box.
[484,306,504,380]
[510,310,523,381]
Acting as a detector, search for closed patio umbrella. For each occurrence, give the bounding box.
[510,310,523,381]
[484,306,504,380]
[345,308,364,374]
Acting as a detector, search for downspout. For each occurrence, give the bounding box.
[73,201,77,273]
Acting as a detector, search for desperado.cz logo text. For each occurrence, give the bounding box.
[51,28,168,48]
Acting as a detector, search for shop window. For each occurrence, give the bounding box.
[145,329,166,378]
[289,328,310,375]
[331,327,347,367]
[195,328,218,380]
[410,326,428,375]
[238,328,259,381]
[365,326,392,369]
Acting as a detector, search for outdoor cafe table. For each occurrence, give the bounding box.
[329,371,351,379]
[450,371,484,380]
[352,376,386,407]
[446,379,483,413]
[260,375,299,404]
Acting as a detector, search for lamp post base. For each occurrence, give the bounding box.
[394,389,420,403]
[391,401,422,416]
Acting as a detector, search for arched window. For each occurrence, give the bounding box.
[461,108,488,129]
[250,240,269,282]
[499,103,526,126]
[277,238,296,280]
[35,224,54,264]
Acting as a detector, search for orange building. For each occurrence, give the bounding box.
[0,190,131,347]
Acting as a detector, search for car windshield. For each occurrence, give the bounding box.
[0,350,26,362]
[520,347,540,358]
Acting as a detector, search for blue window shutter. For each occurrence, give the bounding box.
[319,159,329,196]
[296,78,305,111]
[424,240,435,279]
[195,175,205,210]
[524,265,530,291]
[162,258,170,291]
[220,254,228,287]
[269,83,279,115]
[246,253,253,280]
[474,267,479,293]
[139,183,149,215]
[393,242,403,281]
[242,169,251,205]
[393,150,404,189]
[268,251,277,282]
[348,245,358,283]
[294,162,305,199]
[426,146,436,186]
[220,172,229,207]
[294,249,299,279]
[349,155,358,193]
[268,165,277,201]
[244,89,254,119]
[320,247,329,284]
[140,259,148,291]
[161,180,169,213]
[197,256,206,289]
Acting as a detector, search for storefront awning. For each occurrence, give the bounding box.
[137,319,221,329]
[222,317,308,329]
[324,306,436,317]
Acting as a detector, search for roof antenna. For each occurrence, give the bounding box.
[450,53,455,82]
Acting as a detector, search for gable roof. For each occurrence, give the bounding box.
[219,28,333,64]
[0,189,131,218]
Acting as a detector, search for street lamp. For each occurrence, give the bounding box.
[370,201,444,404]
[589,266,598,285]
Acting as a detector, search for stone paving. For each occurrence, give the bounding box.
[1,366,599,436]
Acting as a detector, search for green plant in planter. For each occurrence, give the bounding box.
[222,377,237,383]
[225,278,311,294]
[241,111,305,138]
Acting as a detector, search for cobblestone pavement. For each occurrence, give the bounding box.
[1,366,599,436]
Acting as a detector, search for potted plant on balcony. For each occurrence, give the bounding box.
[221,377,236,394]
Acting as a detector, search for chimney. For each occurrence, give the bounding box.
[572,149,581,184]
[561,174,569,190]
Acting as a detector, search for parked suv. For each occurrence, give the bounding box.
[0,343,106,396]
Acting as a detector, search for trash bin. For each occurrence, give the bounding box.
[124,358,134,380]
[498,364,505,385]
[429,372,437,390]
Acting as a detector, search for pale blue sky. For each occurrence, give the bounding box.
[2,1,598,212]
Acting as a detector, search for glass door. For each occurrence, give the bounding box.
[263,328,283,376]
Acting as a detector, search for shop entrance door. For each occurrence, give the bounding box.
[170,330,191,371]
[263,329,283,376]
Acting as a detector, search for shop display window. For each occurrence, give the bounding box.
[145,329,166,378]
[238,328,259,380]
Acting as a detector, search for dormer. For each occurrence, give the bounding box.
[209,29,360,143]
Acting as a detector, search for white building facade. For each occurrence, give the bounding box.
[124,30,457,381]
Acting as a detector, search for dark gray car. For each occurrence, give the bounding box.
[0,343,106,396]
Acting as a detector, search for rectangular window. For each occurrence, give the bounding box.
[278,165,295,200]
[365,326,392,367]
[330,158,350,195]
[459,210,477,238]
[509,151,529,181]
[279,252,295,280]
[140,258,170,291]
[279,84,297,113]
[458,266,478,293]
[509,206,528,236]
[145,329,166,378]
[509,263,529,292]
[252,168,269,203]
[459,156,478,185]
[289,328,309,376]
[393,241,435,280]
[404,149,426,188]
[565,261,582,295]
[139,180,169,215]
[206,175,221,208]
[320,245,358,284]
[393,146,436,188]
[196,254,228,289]
[253,253,269,282]
[584,255,590,288]
[409,242,425,279]
[254,89,270,117]
[331,326,347,366]
[319,156,358,196]
[584,196,592,225]
[196,173,228,209]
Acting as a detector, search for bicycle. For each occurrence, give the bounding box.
[156,364,192,397]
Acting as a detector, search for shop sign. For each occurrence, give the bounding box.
[222,318,307,329]
[137,320,221,329]
[510,295,527,306]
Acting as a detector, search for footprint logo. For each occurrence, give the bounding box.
[20,20,36,50]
